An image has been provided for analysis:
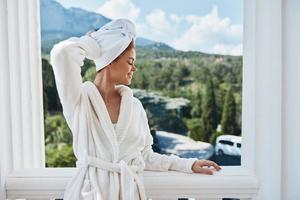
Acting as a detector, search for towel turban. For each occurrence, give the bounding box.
[89,18,136,72]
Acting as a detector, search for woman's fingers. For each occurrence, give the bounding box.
[200,160,222,171]
[208,161,222,171]
[198,167,214,175]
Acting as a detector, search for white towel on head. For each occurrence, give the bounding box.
[90,18,136,72]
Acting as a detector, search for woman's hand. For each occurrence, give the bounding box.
[192,159,222,175]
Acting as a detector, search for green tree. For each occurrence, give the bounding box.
[46,143,76,167]
[43,91,48,121]
[215,85,227,122]
[172,64,190,87]
[44,113,76,167]
[81,58,96,77]
[44,113,72,145]
[83,66,96,82]
[185,118,205,141]
[199,76,218,142]
[221,87,239,135]
[191,88,202,118]
[42,58,62,112]
[132,72,149,89]
[209,131,223,145]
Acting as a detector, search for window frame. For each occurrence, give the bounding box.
[1,0,285,198]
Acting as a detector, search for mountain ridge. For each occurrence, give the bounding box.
[40,0,174,53]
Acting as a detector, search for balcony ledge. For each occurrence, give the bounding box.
[5,166,258,199]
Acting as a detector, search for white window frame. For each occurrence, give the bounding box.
[1,0,284,199]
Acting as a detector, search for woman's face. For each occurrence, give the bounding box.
[110,48,137,85]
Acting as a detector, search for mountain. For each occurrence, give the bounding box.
[40,0,174,53]
[136,38,174,50]
[40,0,110,40]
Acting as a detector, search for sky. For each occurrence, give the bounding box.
[56,0,243,55]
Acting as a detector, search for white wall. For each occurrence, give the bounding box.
[0,0,12,198]
[251,0,283,199]
[0,0,45,198]
[282,0,300,199]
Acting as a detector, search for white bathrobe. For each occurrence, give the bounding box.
[50,35,197,200]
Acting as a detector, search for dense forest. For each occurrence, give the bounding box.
[42,46,242,167]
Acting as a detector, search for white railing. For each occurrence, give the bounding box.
[5,166,258,200]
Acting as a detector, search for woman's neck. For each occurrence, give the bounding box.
[93,69,118,102]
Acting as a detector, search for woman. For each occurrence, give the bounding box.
[50,18,221,200]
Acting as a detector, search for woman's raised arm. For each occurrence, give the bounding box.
[50,35,100,116]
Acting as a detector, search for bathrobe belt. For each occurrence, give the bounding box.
[76,156,147,200]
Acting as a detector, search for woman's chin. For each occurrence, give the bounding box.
[120,79,131,85]
[127,79,132,85]
[126,76,133,85]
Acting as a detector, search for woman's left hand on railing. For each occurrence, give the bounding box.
[191,160,222,175]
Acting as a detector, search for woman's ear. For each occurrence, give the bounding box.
[107,63,114,70]
[109,59,118,67]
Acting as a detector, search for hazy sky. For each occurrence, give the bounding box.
[56,0,243,55]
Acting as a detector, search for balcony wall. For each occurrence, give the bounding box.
[6,167,258,199]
